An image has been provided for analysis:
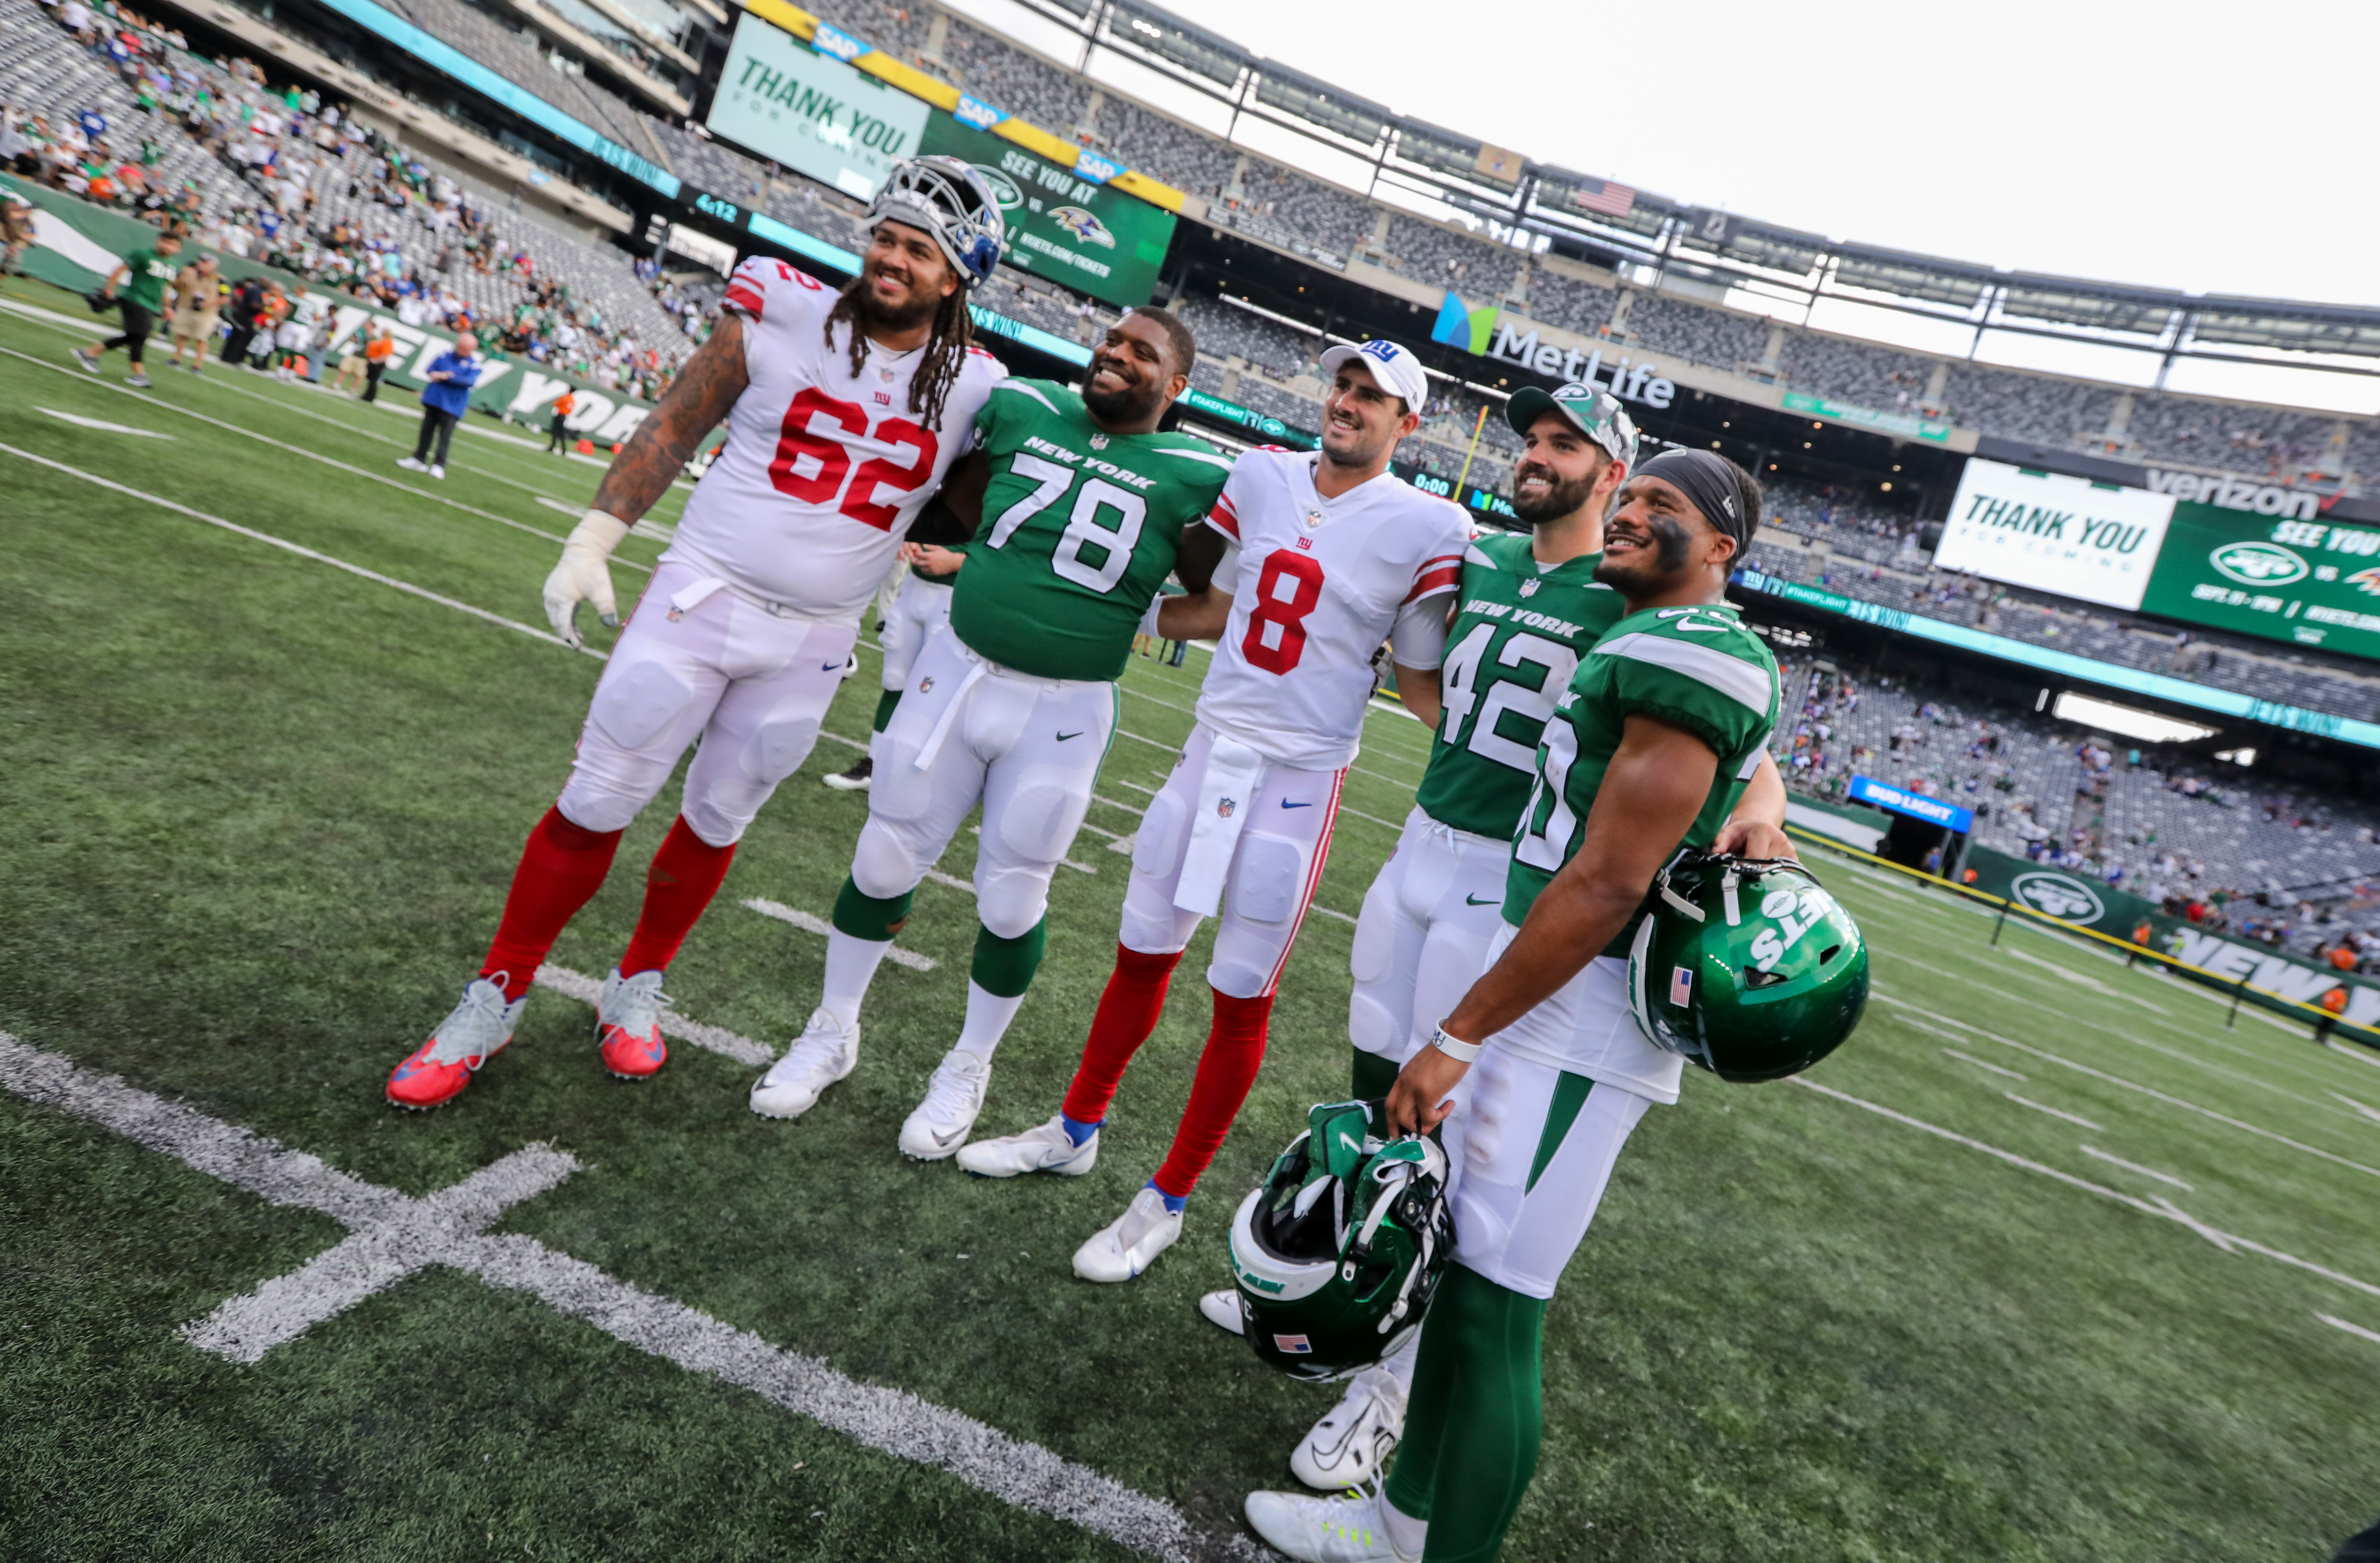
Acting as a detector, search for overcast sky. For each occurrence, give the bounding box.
[1136,0,2373,307]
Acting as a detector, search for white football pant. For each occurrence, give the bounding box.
[557,560,856,847]
[1122,724,1345,1000]
[877,571,953,692]
[1348,806,1511,1071]
[1444,935,1655,1299]
[851,626,1118,937]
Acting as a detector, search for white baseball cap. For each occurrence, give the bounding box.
[1317,339,1431,409]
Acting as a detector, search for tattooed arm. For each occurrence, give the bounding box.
[591,312,749,524]
[543,316,749,646]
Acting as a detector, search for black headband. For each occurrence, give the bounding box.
[1635,449,1752,550]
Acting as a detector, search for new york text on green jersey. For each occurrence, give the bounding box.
[947,379,1233,682]
[1502,602,1781,952]
[1413,530,1627,839]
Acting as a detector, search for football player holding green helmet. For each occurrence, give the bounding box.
[1225,1101,1454,1384]
[1629,850,1868,1082]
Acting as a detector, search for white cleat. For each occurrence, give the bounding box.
[1072,1186,1183,1283]
[395,455,428,473]
[1199,1289,1246,1336]
[898,1048,990,1160]
[955,1114,1098,1179]
[1243,1487,1417,1563]
[748,1008,859,1119]
[430,464,446,480]
[1292,1366,1408,1491]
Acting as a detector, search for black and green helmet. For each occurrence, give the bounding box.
[1627,851,1869,1082]
[1226,1100,1454,1382]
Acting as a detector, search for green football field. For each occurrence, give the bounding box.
[5,276,2380,1562]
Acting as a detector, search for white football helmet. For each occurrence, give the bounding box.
[867,155,1005,290]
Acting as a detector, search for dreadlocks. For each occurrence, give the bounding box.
[823,281,977,430]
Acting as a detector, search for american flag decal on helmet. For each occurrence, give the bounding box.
[1670,966,1693,1006]
[1273,1333,1313,1354]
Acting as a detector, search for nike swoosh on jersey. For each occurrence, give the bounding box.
[1057,730,1084,741]
[1281,799,1313,809]
[1465,894,1497,906]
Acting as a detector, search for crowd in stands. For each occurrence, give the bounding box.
[1772,654,2380,965]
[2,0,704,398]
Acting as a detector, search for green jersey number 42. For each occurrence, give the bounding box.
[1438,625,1579,775]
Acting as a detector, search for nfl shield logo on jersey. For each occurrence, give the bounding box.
[918,676,935,694]
[1090,434,1109,450]
[1218,797,1236,818]
[1519,579,1540,598]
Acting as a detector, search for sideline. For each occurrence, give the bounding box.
[0,1033,1262,1563]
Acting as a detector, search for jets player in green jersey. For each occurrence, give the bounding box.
[1244,447,1789,1563]
[1204,386,1788,1493]
[751,308,1238,1159]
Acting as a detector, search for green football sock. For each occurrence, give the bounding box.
[1383,1262,1548,1563]
[1350,1047,1401,1102]
[871,688,902,734]
[831,876,913,941]
[969,918,1047,999]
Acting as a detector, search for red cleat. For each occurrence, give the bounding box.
[387,977,528,1109]
[596,967,670,1080]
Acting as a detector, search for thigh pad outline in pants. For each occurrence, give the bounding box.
[850,633,993,900]
[680,605,856,848]
[974,678,1115,938]
[1119,737,1205,957]
[1206,763,1339,1001]
[1444,1043,1652,1301]
[558,580,733,834]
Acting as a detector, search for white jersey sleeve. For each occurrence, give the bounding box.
[1192,450,1471,770]
[663,259,1005,623]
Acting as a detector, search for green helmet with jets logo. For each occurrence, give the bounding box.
[1225,1099,1454,1382]
[1627,851,1869,1082]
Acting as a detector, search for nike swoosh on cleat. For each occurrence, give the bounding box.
[1465,893,1497,905]
[1281,799,1313,809]
[1056,731,1084,741]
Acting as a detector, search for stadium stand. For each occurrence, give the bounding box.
[1525,264,1616,338]
[1777,331,1936,411]
[1622,291,1769,373]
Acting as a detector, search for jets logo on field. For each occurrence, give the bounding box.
[1518,579,1540,598]
[1218,798,1236,818]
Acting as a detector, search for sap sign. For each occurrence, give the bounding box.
[1846,774,1974,833]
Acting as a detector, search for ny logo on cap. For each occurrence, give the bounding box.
[1359,341,1399,363]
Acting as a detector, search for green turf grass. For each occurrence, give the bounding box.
[4,288,2379,1560]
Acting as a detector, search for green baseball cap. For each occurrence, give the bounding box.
[1506,382,1639,470]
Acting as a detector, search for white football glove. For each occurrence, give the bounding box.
[543,508,631,648]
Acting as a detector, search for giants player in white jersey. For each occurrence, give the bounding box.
[384,157,1009,1110]
[958,340,1471,1283]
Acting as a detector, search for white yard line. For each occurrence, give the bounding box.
[0,442,598,660]
[0,1033,1259,1562]
[2078,1144,2193,1190]
[533,963,774,1067]
[2328,1090,2380,1125]
[38,406,171,436]
[1942,1047,2024,1081]
[2319,1312,2380,1347]
[2004,1092,2104,1131]
[743,898,937,971]
[0,344,646,570]
[1788,1075,2380,1302]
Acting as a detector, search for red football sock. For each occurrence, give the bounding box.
[618,816,737,978]
[480,806,624,1001]
[1061,943,1185,1127]
[1151,988,1276,1200]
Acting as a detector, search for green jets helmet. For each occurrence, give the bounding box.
[1628,851,1869,1082]
[1225,1100,1454,1382]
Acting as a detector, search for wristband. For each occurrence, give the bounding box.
[1428,1023,1481,1064]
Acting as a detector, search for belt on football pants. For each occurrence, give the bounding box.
[1173,733,1267,917]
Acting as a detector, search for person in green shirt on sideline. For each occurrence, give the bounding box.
[73,223,183,387]
[750,307,1236,1163]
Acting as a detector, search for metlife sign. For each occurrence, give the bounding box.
[1934,458,2177,609]
[705,13,928,199]
[1429,292,1674,408]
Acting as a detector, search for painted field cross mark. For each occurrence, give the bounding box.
[0,1034,1268,1563]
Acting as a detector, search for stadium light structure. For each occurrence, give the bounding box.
[1829,245,1992,311]
[2188,298,2380,359]
[1252,64,1389,149]
[1673,213,1827,281]
[1999,274,2183,338]
[1108,0,1244,88]
[2052,692,2217,746]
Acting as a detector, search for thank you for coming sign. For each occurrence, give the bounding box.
[706,12,928,199]
[1846,775,1974,834]
[1933,458,2177,610]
